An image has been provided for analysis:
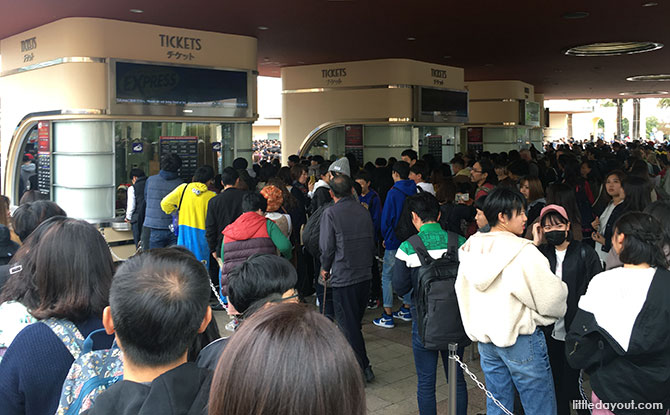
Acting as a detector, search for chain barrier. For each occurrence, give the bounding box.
[448,353,515,415]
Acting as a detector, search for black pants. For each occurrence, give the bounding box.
[546,334,588,415]
[319,279,371,370]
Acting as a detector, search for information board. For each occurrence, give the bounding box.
[159,136,198,182]
[37,121,51,197]
[344,125,364,166]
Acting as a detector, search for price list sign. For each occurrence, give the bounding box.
[344,125,364,166]
[37,121,52,197]
[159,136,198,182]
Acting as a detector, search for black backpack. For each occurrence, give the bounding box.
[302,201,333,258]
[407,233,471,350]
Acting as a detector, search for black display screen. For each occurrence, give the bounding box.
[420,87,468,117]
[115,62,248,108]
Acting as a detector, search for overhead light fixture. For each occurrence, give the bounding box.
[562,11,590,19]
[619,91,668,96]
[642,2,658,6]
[183,109,193,113]
[257,26,269,30]
[407,37,416,41]
[565,41,663,56]
[129,9,143,13]
[627,74,670,81]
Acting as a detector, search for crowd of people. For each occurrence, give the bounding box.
[0,139,669,415]
[252,138,281,163]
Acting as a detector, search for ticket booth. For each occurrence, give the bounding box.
[0,18,257,258]
[462,80,544,153]
[281,59,468,166]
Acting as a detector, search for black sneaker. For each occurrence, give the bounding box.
[366,298,380,309]
[363,366,375,383]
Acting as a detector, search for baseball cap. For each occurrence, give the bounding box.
[539,204,569,222]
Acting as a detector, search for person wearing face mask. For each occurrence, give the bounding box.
[532,205,602,415]
[456,187,568,415]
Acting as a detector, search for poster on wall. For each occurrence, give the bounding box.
[37,121,52,197]
[344,125,364,165]
[159,136,198,182]
[467,127,484,153]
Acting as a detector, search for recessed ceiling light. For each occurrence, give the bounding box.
[565,41,663,56]
[627,74,670,81]
[619,91,668,96]
[642,2,658,7]
[257,26,269,30]
[407,37,416,41]
[129,9,143,13]
[562,11,590,19]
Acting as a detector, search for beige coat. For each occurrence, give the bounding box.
[455,231,568,347]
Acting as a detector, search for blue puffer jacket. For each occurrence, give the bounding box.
[381,179,417,250]
[143,170,183,230]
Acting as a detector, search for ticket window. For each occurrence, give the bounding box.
[301,124,458,165]
[113,121,252,217]
[11,120,252,221]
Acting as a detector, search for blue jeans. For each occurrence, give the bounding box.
[478,328,557,415]
[148,228,177,249]
[381,249,411,309]
[412,315,468,415]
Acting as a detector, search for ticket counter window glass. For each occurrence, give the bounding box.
[113,121,252,218]
[302,124,413,162]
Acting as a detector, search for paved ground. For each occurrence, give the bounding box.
[213,297,489,415]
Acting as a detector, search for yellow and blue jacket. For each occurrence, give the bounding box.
[161,182,215,265]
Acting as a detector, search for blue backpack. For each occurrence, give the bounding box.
[43,319,124,415]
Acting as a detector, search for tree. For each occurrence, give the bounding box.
[597,119,605,129]
[646,116,659,138]
[658,98,670,109]
[621,118,630,136]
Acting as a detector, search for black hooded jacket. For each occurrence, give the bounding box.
[83,363,212,415]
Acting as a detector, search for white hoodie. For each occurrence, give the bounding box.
[455,231,568,347]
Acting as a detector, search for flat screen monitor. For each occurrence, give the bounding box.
[418,87,468,123]
[114,61,248,108]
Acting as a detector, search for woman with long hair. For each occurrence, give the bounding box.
[519,176,546,227]
[591,170,627,265]
[0,217,115,415]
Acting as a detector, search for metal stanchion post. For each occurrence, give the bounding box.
[448,343,458,415]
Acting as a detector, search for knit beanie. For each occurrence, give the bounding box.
[328,157,351,177]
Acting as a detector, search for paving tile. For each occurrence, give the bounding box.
[366,393,393,412]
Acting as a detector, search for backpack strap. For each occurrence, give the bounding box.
[42,318,85,360]
[446,231,459,260]
[407,234,432,266]
[177,183,188,210]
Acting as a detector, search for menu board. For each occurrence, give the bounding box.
[344,125,364,165]
[37,121,51,197]
[467,127,483,153]
[159,136,198,182]
[426,135,443,160]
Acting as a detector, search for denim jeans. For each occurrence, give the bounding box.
[478,328,557,415]
[148,228,177,249]
[381,249,411,308]
[412,315,468,415]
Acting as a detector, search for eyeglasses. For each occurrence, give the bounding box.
[471,169,483,174]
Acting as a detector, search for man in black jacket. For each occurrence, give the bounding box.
[84,247,213,415]
[319,175,376,383]
[205,167,246,264]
